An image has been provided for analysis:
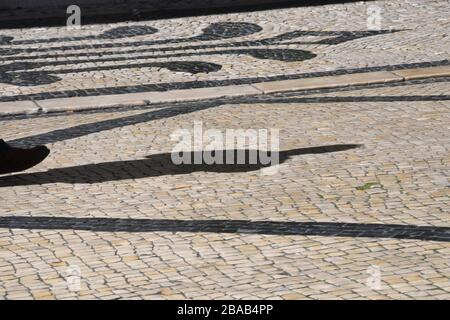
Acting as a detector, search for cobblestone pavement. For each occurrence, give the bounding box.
[0,0,449,300]
[0,77,449,299]
[0,0,449,101]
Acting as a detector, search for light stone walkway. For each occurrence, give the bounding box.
[0,0,449,300]
[0,79,449,299]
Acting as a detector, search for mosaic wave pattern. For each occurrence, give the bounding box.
[0,22,397,87]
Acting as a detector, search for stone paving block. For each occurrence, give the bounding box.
[35,94,148,113]
[392,66,450,80]
[143,85,262,103]
[12,85,261,114]
[0,100,40,115]
[252,71,404,93]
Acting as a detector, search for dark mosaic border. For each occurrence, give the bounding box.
[0,59,448,103]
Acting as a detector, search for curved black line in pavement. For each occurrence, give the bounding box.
[0,30,400,62]
[8,25,160,45]
[0,29,401,61]
[0,59,224,74]
[0,35,13,45]
[1,60,448,103]
[0,22,263,54]
[0,27,397,56]
[0,216,448,242]
[0,145,361,186]
[0,48,313,72]
[0,43,315,62]
[0,61,223,86]
[0,49,314,86]
[5,22,262,46]
[2,48,316,68]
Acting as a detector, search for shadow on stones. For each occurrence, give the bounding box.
[0,216,448,242]
[0,144,361,186]
[0,1,378,30]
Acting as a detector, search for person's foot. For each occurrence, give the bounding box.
[0,140,50,175]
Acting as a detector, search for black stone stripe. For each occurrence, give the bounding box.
[0,216,448,242]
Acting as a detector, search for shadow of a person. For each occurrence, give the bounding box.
[0,144,361,187]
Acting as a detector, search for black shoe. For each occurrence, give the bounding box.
[0,140,50,174]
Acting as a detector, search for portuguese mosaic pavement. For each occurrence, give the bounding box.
[0,0,449,299]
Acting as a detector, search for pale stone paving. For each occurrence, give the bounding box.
[0,0,449,300]
[0,80,449,299]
